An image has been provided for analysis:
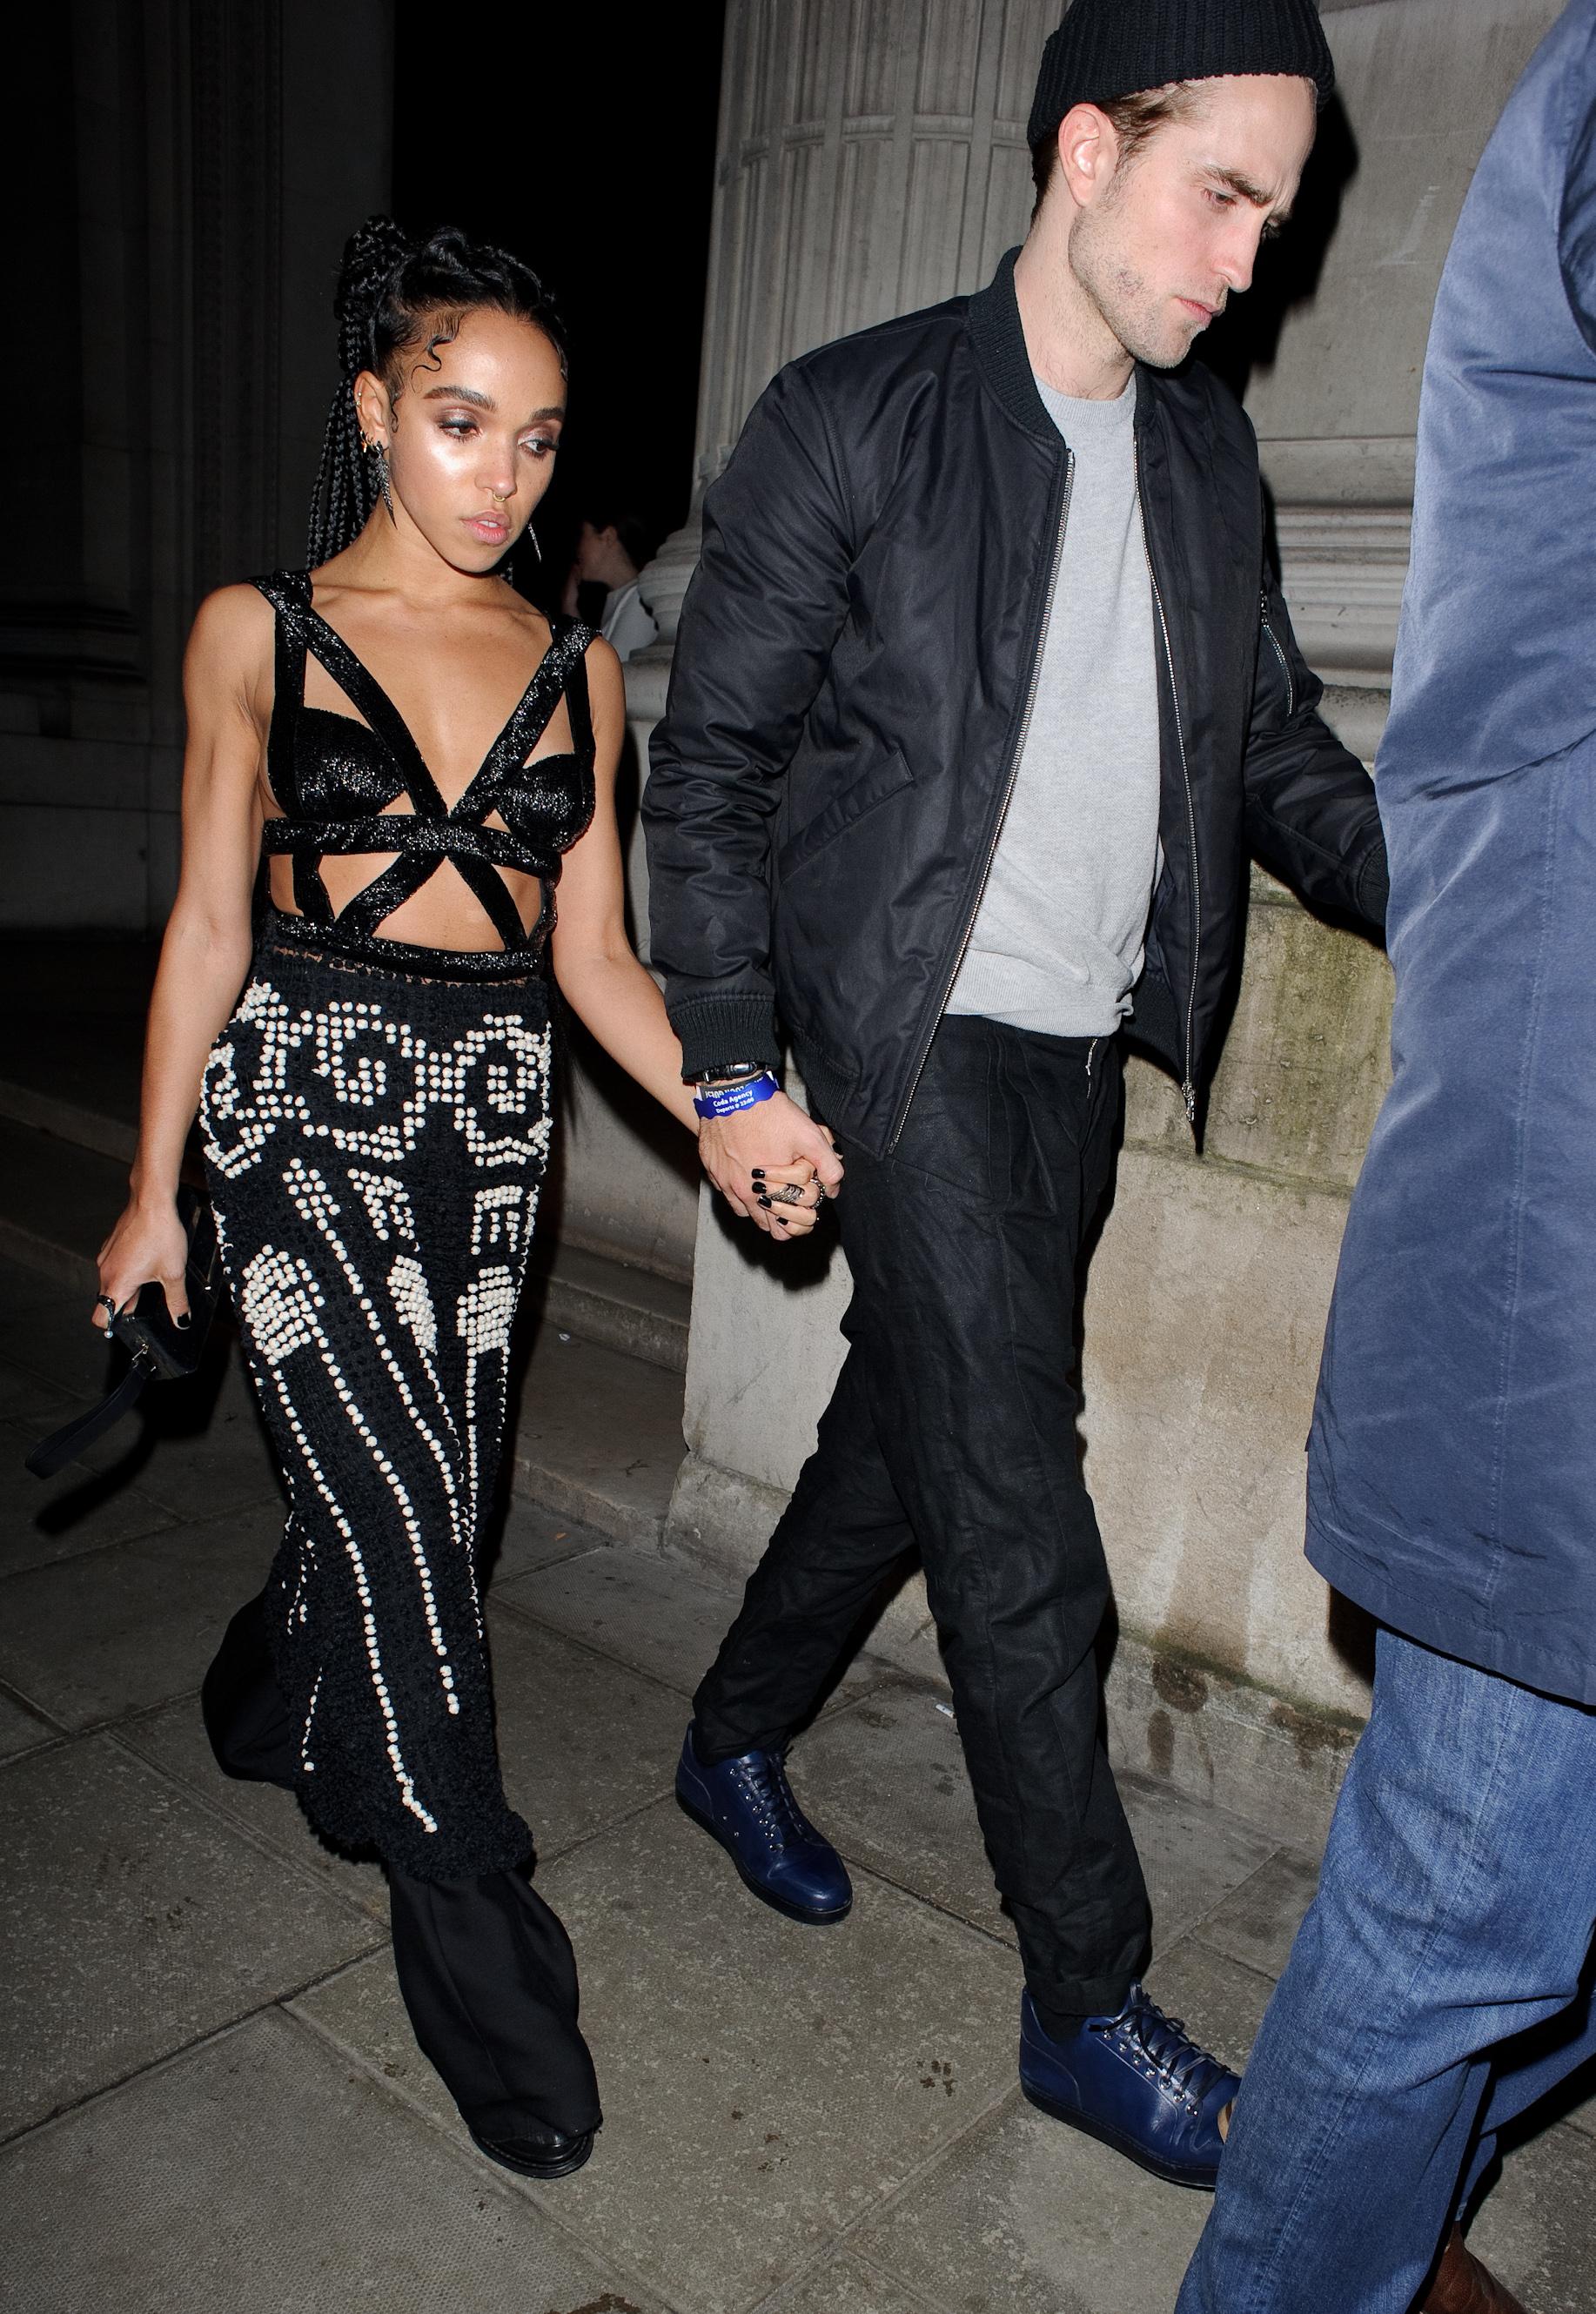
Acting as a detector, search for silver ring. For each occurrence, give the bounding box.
[767,1183,808,1208]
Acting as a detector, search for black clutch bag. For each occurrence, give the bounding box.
[25,1186,225,1479]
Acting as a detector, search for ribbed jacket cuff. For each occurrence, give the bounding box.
[1358,843,1391,935]
[668,994,781,1083]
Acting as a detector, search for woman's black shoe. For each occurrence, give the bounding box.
[467,2124,596,2180]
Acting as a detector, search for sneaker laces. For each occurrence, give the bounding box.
[1106,1988,1231,2106]
[731,1751,815,1848]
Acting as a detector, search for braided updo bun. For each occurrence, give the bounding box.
[307,215,568,567]
[332,215,416,386]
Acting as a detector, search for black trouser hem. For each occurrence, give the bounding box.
[204,1592,600,2137]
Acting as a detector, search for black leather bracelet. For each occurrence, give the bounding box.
[689,1062,765,1087]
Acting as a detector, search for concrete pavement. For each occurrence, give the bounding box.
[2,1251,1592,2311]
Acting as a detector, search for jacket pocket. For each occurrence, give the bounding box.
[776,748,915,880]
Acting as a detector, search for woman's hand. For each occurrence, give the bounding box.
[547,637,842,1242]
[738,1157,830,1239]
[697,1093,844,1239]
[94,1197,191,1331]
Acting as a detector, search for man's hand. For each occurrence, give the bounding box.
[698,1089,844,1240]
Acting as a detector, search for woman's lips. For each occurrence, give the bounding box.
[465,513,510,543]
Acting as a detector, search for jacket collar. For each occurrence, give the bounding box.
[969,245,1159,439]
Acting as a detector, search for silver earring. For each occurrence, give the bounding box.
[363,434,393,520]
[526,523,542,563]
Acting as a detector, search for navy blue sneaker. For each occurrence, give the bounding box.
[675,1725,852,1924]
[1019,1985,1238,2190]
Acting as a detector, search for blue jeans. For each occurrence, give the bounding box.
[1178,1627,1596,2314]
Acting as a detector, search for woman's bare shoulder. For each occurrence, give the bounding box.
[184,583,276,716]
[188,581,275,661]
[580,630,625,705]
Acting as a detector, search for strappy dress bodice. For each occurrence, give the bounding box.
[252,570,596,980]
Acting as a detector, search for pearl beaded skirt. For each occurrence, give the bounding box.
[201,940,553,1878]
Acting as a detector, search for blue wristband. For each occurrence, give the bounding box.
[693,1070,781,1121]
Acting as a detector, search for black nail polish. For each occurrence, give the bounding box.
[756,1193,773,1209]
[175,1314,192,1330]
[750,1168,766,1180]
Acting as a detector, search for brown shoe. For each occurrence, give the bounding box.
[1421,2227,1531,2314]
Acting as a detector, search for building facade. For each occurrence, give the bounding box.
[0,1,393,932]
[2,1,1566,1834]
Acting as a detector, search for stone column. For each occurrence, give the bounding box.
[632,0,1083,1670]
[636,0,1562,1838]
[634,0,1054,657]
[602,0,1058,1278]
[1257,0,1560,753]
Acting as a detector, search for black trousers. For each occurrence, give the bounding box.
[202,1594,601,2139]
[694,1015,1152,2030]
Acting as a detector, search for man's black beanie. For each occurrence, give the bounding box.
[1028,0,1336,151]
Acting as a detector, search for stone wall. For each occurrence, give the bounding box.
[0,0,392,933]
[633,0,1566,1838]
[0,3,695,1285]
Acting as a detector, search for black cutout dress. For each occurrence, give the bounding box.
[198,573,605,2139]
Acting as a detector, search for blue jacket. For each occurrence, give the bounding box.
[1307,0,1596,1707]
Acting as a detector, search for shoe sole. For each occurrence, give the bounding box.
[469,2127,595,2181]
[675,1791,852,1926]
[1019,2081,1219,2192]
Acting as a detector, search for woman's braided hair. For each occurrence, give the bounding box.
[307,216,569,567]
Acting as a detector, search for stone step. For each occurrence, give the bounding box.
[2,1244,683,1577]
[506,1325,683,1552]
[0,1077,137,1168]
[529,1240,688,1377]
[0,937,687,1557]
[0,1110,686,1548]
[0,1114,130,1291]
[0,1094,689,1376]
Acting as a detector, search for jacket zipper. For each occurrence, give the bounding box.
[1259,586,1294,717]
[887,453,1076,1150]
[1135,434,1202,1125]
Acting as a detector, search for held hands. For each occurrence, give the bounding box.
[93,1197,191,1331]
[698,1090,844,1242]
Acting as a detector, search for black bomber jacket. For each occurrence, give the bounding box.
[643,247,1389,1157]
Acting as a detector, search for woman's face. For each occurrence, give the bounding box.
[355,306,566,572]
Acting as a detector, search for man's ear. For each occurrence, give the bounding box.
[1056,103,1119,208]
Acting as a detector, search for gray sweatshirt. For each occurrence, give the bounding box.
[947,372,1161,1040]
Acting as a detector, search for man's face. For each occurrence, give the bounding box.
[571,520,620,583]
[1068,76,1317,369]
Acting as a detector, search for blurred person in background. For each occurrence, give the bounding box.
[563,506,659,661]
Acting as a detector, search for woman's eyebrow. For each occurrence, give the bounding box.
[419,385,566,422]
[420,383,496,409]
